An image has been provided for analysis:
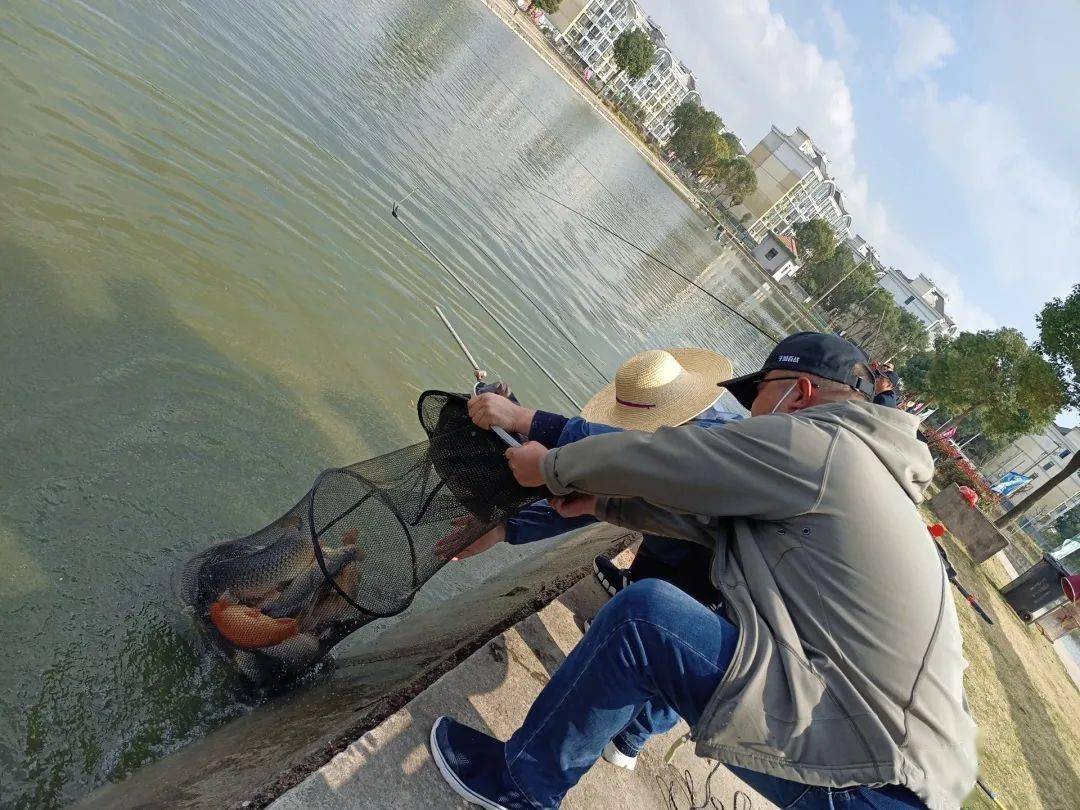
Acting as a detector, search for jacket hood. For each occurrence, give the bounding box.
[796,400,935,504]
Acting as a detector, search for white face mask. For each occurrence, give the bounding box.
[769,381,799,415]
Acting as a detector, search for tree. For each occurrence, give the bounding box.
[668,101,725,172]
[672,99,718,132]
[693,132,731,177]
[804,250,878,315]
[712,157,757,205]
[799,243,854,295]
[844,289,896,346]
[899,349,934,397]
[719,132,742,156]
[612,29,656,80]
[1054,506,1080,540]
[995,286,1080,526]
[924,329,1065,445]
[858,308,928,364]
[792,219,838,267]
[878,309,929,363]
[531,0,561,12]
[1037,283,1080,406]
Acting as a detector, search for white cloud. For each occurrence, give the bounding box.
[643,0,859,181]
[906,84,1080,322]
[641,0,1010,334]
[644,0,992,330]
[821,0,857,65]
[889,3,956,81]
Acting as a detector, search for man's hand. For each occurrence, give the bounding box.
[468,392,535,434]
[505,441,549,487]
[550,494,598,518]
[435,515,507,560]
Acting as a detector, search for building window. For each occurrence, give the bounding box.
[765,248,779,260]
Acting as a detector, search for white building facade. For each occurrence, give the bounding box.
[984,425,1080,526]
[551,0,697,144]
[604,49,698,144]
[839,234,957,341]
[877,267,959,338]
[752,231,800,281]
[733,127,853,242]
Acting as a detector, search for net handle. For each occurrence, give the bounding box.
[472,380,522,448]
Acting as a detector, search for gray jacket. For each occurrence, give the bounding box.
[541,401,977,809]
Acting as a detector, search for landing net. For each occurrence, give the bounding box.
[178,390,544,685]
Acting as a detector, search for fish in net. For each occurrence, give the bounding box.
[178,389,546,685]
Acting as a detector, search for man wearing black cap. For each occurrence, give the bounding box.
[873,367,902,408]
[429,333,976,810]
[720,330,878,415]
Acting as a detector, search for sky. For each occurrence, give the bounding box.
[642,0,1080,424]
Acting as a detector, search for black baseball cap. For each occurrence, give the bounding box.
[719,332,876,409]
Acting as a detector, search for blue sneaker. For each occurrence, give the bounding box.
[429,716,536,809]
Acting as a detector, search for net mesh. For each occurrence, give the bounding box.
[178,390,545,685]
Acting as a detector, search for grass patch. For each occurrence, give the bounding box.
[929,520,1080,809]
[999,524,1045,568]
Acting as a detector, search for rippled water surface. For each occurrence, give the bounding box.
[0,0,797,804]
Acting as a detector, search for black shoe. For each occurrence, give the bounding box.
[593,555,631,598]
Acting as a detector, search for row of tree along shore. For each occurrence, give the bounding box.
[575,23,761,207]
[753,216,1079,533]
[523,2,1076,535]
[903,284,1077,530]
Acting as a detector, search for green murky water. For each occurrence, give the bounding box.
[0,0,792,804]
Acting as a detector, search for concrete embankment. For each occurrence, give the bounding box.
[269,550,776,810]
[80,525,640,808]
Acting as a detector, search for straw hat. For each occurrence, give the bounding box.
[581,348,734,432]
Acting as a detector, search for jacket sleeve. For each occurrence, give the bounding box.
[542,414,832,521]
[504,501,597,544]
[556,416,623,446]
[594,496,717,548]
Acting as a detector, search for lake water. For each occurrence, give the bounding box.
[0,0,797,804]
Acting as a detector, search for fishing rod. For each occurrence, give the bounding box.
[392,194,583,410]
[434,305,521,448]
[411,22,787,348]
[415,184,609,384]
[526,186,783,344]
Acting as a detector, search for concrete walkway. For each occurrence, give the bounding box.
[270,552,775,810]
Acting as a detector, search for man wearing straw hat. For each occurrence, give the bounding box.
[443,347,741,772]
[448,347,741,609]
[430,332,976,810]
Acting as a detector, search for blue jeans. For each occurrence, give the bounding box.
[504,579,925,809]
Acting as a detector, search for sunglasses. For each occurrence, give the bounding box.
[755,375,817,392]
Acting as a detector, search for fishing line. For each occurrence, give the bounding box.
[392,196,583,410]
[390,12,786,382]
[418,185,609,384]
[440,11,784,345]
[526,187,783,344]
[442,15,634,218]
